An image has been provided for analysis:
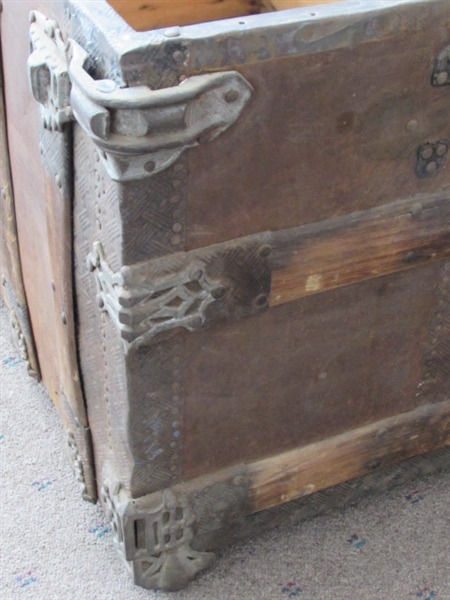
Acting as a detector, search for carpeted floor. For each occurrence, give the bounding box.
[1,299,449,600]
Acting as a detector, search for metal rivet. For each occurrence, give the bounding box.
[406,119,418,132]
[212,287,226,299]
[173,163,186,174]
[425,161,438,175]
[170,235,182,246]
[96,295,104,309]
[39,144,44,155]
[225,89,239,103]
[436,71,449,85]
[233,475,244,486]
[436,144,448,157]
[61,312,67,325]
[29,10,36,23]
[1,274,6,286]
[191,269,203,280]
[253,294,269,308]
[55,174,62,188]
[172,179,182,189]
[95,80,117,94]
[172,223,183,233]
[172,421,180,428]
[421,147,433,160]
[170,194,182,204]
[1,188,6,200]
[164,26,181,38]
[172,50,185,64]
[51,280,56,291]
[144,160,156,173]
[410,203,422,218]
[404,251,419,263]
[259,245,272,258]
[192,317,203,328]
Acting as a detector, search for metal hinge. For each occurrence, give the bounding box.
[432,46,450,87]
[27,11,253,182]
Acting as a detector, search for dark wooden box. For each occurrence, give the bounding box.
[1,0,449,591]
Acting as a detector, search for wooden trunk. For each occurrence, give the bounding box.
[1,0,449,591]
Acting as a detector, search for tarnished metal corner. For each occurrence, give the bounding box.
[86,233,272,352]
[27,10,253,182]
[100,481,215,592]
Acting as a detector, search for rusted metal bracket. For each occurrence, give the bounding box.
[27,11,253,182]
[87,234,272,352]
[100,480,215,592]
[432,46,450,87]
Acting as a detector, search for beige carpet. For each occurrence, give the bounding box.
[1,299,449,600]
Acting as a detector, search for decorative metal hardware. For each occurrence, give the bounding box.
[87,242,223,351]
[100,481,214,591]
[87,234,272,351]
[9,309,39,379]
[66,430,95,502]
[28,11,253,182]
[432,46,450,87]
[416,140,449,178]
[28,11,73,131]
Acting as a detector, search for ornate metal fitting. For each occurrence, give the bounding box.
[100,482,214,591]
[68,40,253,181]
[28,11,73,131]
[432,46,450,87]
[27,11,253,181]
[66,430,95,502]
[87,234,272,351]
[87,242,223,351]
[416,140,449,178]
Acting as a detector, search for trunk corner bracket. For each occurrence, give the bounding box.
[27,11,253,182]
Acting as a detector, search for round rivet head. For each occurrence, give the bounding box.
[1,188,6,200]
[61,312,67,325]
[164,26,181,38]
[172,50,185,64]
[253,294,269,308]
[172,223,183,233]
[192,317,203,328]
[29,11,36,23]
[95,79,117,94]
[51,280,56,292]
[436,71,449,85]
[425,161,438,175]
[410,203,422,218]
[212,286,226,299]
[96,295,104,309]
[259,244,272,258]
[1,274,6,286]
[406,119,418,132]
[55,174,62,189]
[421,147,433,160]
[436,144,448,157]
[171,235,182,246]
[224,89,239,103]
[144,160,156,173]
[191,269,203,281]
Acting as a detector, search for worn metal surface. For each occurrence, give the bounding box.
[99,444,450,590]
[87,233,271,351]
[1,0,96,501]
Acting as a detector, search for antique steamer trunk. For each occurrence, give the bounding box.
[1,0,450,591]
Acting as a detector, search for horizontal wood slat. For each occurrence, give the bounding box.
[271,191,450,307]
[249,398,450,513]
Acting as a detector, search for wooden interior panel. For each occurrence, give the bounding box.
[108,0,263,31]
[183,264,440,479]
[269,0,342,9]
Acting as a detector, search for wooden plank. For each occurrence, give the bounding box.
[249,399,450,513]
[270,191,450,307]
[108,0,261,32]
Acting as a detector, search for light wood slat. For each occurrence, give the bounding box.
[249,399,450,513]
[270,191,450,307]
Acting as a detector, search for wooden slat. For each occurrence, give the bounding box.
[249,399,450,513]
[271,191,450,307]
[108,0,261,32]
[270,0,343,9]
